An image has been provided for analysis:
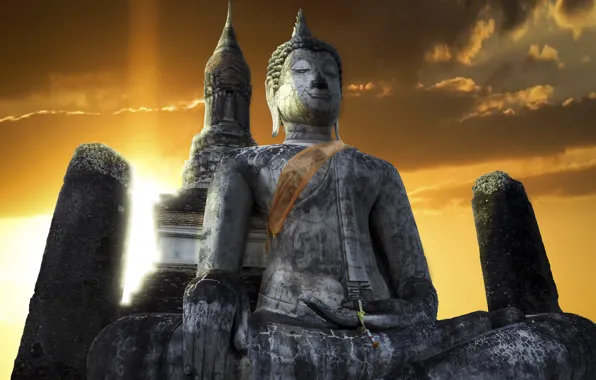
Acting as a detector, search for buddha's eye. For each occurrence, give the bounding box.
[291,59,311,74]
[324,64,338,78]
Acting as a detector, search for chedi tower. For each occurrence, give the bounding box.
[182,0,256,189]
[121,1,265,316]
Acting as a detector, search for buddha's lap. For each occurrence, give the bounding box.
[88,312,596,379]
[411,313,596,379]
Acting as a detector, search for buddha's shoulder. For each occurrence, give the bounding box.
[220,144,304,171]
[344,148,397,175]
[220,144,398,175]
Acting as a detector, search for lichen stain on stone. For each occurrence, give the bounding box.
[472,170,525,196]
[67,143,131,186]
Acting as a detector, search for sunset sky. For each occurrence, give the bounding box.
[1,0,596,377]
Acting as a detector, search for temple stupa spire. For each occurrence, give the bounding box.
[181,0,255,189]
[215,0,240,52]
[226,0,232,27]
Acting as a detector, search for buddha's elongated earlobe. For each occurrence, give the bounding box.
[334,120,341,141]
[272,107,281,137]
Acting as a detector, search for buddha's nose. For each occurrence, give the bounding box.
[310,73,328,90]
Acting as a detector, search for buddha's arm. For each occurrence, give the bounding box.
[183,158,253,370]
[367,164,439,321]
[197,158,253,273]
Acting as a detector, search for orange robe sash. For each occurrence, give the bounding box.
[267,141,349,251]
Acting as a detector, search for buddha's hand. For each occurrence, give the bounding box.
[300,279,438,330]
[182,268,250,379]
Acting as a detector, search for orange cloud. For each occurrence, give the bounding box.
[428,77,554,118]
[550,0,596,38]
[424,44,453,63]
[423,19,495,67]
[526,44,565,68]
[457,19,496,66]
[475,85,554,113]
[0,98,205,124]
[559,92,596,107]
[432,77,482,93]
[346,81,393,97]
[347,82,376,92]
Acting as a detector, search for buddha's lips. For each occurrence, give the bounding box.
[308,91,331,100]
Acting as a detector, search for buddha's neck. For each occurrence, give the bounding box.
[283,123,334,146]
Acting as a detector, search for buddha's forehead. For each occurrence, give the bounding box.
[284,49,337,68]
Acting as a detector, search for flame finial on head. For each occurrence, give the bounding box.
[292,9,312,39]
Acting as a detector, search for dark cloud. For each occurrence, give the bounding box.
[411,164,596,210]
[492,0,545,32]
[558,0,595,16]
[0,0,559,100]
[341,89,596,171]
[432,29,596,97]
[484,62,516,88]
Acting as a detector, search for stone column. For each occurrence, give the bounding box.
[472,171,561,315]
[12,143,131,379]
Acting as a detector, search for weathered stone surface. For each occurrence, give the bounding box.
[88,307,505,379]
[12,143,130,380]
[401,313,596,380]
[472,170,561,314]
[87,314,184,380]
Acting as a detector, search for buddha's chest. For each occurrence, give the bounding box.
[249,148,381,218]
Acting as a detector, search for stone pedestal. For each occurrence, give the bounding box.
[12,144,131,379]
[472,171,561,314]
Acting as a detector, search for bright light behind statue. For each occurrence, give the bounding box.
[121,171,164,305]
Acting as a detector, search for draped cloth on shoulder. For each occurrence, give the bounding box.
[267,141,349,251]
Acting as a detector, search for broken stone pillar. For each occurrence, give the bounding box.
[12,143,131,380]
[472,170,561,315]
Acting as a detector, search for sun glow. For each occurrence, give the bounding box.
[120,170,173,304]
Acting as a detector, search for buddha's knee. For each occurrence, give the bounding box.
[411,313,596,380]
[87,313,183,380]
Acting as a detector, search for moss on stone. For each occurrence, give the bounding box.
[472,170,524,195]
[66,143,131,186]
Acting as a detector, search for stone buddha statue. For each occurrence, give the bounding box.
[88,9,596,380]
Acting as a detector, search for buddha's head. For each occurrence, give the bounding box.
[265,9,343,138]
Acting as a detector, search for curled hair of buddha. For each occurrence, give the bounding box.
[265,9,343,96]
